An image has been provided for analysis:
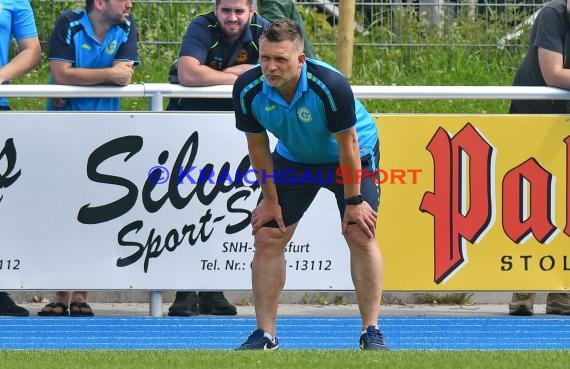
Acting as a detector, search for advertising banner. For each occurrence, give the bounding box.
[0,113,350,290]
[379,114,570,291]
[2,113,569,291]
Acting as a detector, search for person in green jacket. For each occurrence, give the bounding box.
[256,0,318,58]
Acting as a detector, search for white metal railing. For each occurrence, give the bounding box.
[2,83,569,316]
[3,84,570,112]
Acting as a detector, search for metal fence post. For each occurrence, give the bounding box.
[149,91,164,111]
[149,291,163,317]
[149,87,164,318]
[148,89,163,316]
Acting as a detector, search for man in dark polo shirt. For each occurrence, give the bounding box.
[167,0,270,317]
[509,0,570,114]
[167,0,270,111]
[508,0,570,316]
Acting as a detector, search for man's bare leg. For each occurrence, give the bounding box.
[251,224,297,337]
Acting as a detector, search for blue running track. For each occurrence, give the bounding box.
[1,316,570,350]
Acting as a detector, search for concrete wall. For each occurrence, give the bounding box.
[6,291,548,305]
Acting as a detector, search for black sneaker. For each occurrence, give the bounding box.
[359,326,388,350]
[237,329,279,350]
[198,291,237,315]
[0,292,29,317]
[168,291,198,316]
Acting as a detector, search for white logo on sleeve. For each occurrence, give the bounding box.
[297,106,312,123]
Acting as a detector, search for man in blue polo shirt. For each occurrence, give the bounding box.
[167,0,270,111]
[233,19,387,350]
[39,0,138,317]
[166,0,270,318]
[0,0,41,109]
[0,0,41,316]
[46,0,139,111]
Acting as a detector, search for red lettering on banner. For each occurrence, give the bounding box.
[336,166,352,184]
[390,169,406,184]
[502,158,556,243]
[420,123,494,283]
[408,169,422,184]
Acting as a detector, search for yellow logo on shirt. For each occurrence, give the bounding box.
[105,40,118,55]
[265,105,275,111]
[297,107,312,123]
[82,44,91,50]
[236,49,248,64]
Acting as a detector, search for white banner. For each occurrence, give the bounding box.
[0,112,352,290]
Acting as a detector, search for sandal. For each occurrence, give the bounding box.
[69,301,94,317]
[38,302,69,316]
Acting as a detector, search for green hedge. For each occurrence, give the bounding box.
[11,1,530,113]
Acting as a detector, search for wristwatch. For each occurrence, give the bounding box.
[345,194,364,205]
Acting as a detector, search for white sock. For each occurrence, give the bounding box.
[263,331,275,343]
[361,326,379,335]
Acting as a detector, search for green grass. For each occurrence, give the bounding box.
[1,350,569,369]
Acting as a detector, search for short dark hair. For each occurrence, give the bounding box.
[215,0,253,6]
[260,19,304,47]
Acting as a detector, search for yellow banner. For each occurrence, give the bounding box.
[377,115,570,291]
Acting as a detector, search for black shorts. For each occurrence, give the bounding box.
[259,141,380,228]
